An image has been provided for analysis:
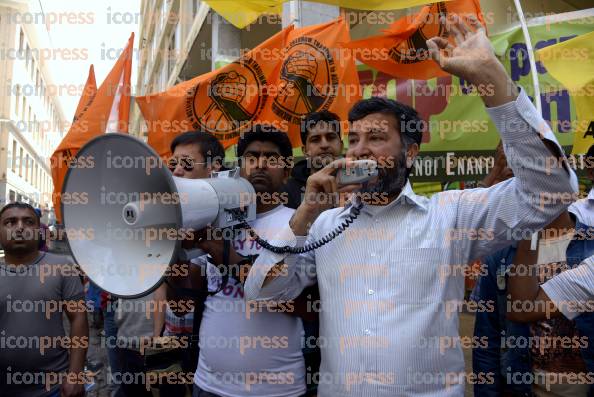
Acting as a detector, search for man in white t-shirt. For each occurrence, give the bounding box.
[179,126,306,397]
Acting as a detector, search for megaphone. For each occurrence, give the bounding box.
[62,134,256,298]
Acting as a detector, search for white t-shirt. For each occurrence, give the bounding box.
[195,205,306,397]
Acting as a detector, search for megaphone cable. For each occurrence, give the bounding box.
[229,200,364,255]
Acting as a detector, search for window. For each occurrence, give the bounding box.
[26,44,31,70]
[25,154,30,181]
[15,84,20,116]
[19,147,23,177]
[9,190,15,203]
[12,141,17,172]
[19,29,24,53]
[21,96,26,119]
[168,31,176,76]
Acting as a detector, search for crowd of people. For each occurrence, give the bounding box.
[1,14,593,397]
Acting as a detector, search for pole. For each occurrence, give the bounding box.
[513,0,541,112]
[513,0,542,250]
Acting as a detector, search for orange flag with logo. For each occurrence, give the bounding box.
[347,0,486,80]
[73,65,97,122]
[51,33,134,223]
[260,18,361,146]
[136,26,294,158]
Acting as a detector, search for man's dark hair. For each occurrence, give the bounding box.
[348,97,423,147]
[300,110,341,146]
[0,202,39,224]
[237,124,293,159]
[170,131,225,166]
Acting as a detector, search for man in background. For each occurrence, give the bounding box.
[283,110,343,209]
[0,202,88,397]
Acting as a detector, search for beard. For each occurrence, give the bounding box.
[359,147,409,199]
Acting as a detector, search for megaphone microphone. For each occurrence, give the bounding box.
[62,134,256,298]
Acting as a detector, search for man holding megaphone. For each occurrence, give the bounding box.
[168,125,319,397]
[243,14,580,397]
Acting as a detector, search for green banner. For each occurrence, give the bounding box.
[358,16,594,182]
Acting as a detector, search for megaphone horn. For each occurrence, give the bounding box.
[62,134,256,298]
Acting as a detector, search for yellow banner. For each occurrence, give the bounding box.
[537,30,594,154]
[204,0,445,28]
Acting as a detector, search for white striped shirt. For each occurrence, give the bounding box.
[244,88,578,397]
[542,254,594,320]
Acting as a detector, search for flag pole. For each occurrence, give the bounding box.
[513,0,542,251]
[513,0,541,113]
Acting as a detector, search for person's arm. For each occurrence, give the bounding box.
[60,274,88,397]
[153,284,166,336]
[508,253,594,322]
[243,156,361,302]
[165,258,206,317]
[427,16,578,261]
[244,226,318,303]
[541,256,594,319]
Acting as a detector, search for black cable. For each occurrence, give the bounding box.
[229,201,364,254]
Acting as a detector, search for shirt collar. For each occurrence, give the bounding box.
[338,181,427,218]
[588,187,594,201]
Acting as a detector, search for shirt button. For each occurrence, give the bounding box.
[364,329,371,336]
[368,289,375,295]
[370,252,376,257]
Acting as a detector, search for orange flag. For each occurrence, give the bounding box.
[347,0,486,80]
[136,26,294,158]
[261,18,361,146]
[73,65,97,122]
[51,33,134,223]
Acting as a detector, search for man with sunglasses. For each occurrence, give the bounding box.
[114,131,226,397]
[155,131,227,395]
[169,125,307,397]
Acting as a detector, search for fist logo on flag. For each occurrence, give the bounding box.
[273,37,338,125]
[390,2,448,64]
[207,71,251,121]
[188,58,267,141]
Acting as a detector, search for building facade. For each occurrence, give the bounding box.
[0,1,67,223]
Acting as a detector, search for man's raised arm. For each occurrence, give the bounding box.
[426,15,578,261]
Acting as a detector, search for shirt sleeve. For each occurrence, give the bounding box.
[455,87,579,262]
[61,261,85,301]
[244,224,317,302]
[541,255,594,320]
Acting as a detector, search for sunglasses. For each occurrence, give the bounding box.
[167,157,206,172]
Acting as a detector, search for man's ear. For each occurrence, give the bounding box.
[406,143,420,168]
[301,145,308,158]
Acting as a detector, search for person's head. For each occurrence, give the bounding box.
[300,111,343,169]
[586,144,594,183]
[347,97,422,197]
[0,202,40,256]
[237,125,293,197]
[169,131,225,179]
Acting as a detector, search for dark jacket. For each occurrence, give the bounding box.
[283,159,311,209]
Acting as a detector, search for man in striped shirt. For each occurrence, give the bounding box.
[243,15,579,397]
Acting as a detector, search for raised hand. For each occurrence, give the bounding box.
[426,14,495,84]
[426,13,518,107]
